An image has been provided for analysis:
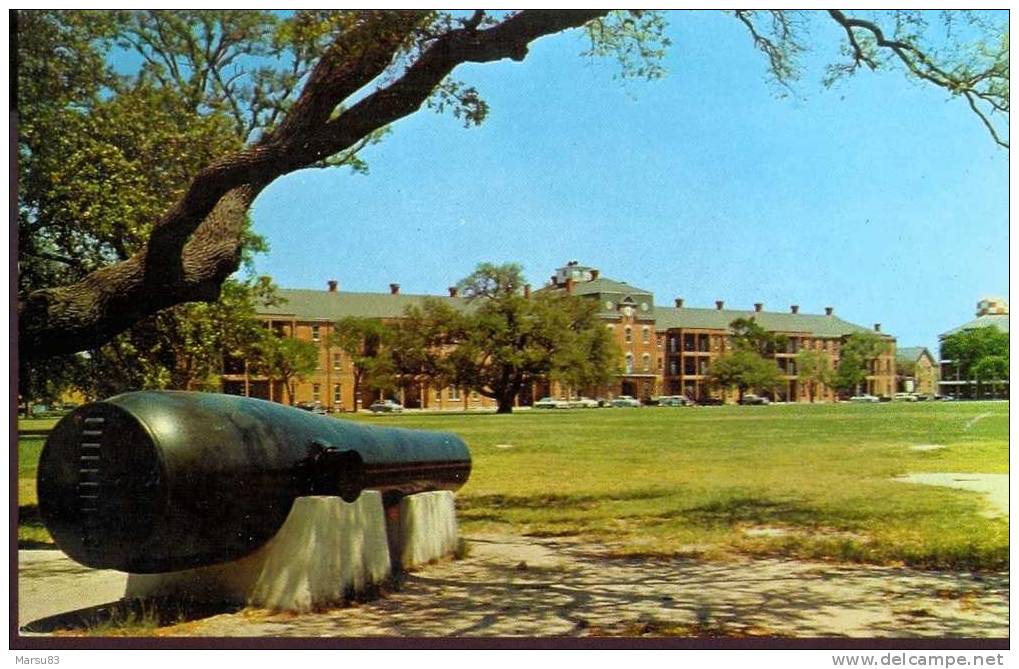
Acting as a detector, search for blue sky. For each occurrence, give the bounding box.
[249,10,1008,355]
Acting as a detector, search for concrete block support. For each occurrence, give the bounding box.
[396,490,459,570]
[125,493,391,612]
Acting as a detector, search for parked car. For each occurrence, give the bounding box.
[849,394,881,403]
[892,392,918,402]
[369,399,404,413]
[934,394,956,401]
[534,397,570,409]
[658,395,693,407]
[572,397,601,409]
[296,401,327,415]
[610,395,642,408]
[739,394,771,406]
[695,397,725,406]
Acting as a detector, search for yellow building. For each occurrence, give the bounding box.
[895,347,939,396]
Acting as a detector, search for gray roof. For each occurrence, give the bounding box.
[896,346,934,364]
[260,289,468,321]
[652,306,885,338]
[940,314,1009,338]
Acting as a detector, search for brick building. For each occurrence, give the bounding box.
[225,262,897,408]
[895,346,938,396]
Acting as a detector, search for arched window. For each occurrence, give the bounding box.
[625,327,633,344]
[642,327,650,344]
[625,353,634,374]
[642,353,651,371]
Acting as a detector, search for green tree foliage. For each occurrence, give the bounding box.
[832,331,890,396]
[941,326,1009,397]
[729,317,789,356]
[17,12,286,401]
[708,349,783,401]
[386,300,463,396]
[971,355,1009,397]
[18,10,1008,362]
[251,332,320,405]
[330,317,396,408]
[431,263,619,414]
[795,349,834,402]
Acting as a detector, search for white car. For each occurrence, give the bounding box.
[369,399,404,413]
[658,395,693,407]
[572,396,601,409]
[534,397,570,409]
[849,394,881,403]
[893,392,918,402]
[610,395,642,408]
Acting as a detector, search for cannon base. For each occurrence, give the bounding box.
[124,491,460,612]
[390,490,460,570]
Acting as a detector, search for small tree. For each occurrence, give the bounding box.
[833,331,889,397]
[971,355,1009,399]
[729,317,788,356]
[331,316,395,409]
[796,349,833,402]
[252,332,319,405]
[708,350,783,402]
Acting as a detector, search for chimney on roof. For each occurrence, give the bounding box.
[874,323,881,332]
[790,305,799,314]
[448,286,459,298]
[754,303,763,313]
[715,300,724,310]
[389,283,400,295]
[590,269,600,280]
[825,306,834,316]
[523,284,531,299]
[675,298,684,308]
[327,280,338,292]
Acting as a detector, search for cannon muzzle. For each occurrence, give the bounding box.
[37,391,471,573]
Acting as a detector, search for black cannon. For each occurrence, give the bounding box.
[37,391,471,574]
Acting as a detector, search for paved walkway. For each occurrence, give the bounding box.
[18,535,1008,638]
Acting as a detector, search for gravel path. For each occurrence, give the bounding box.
[19,534,1007,638]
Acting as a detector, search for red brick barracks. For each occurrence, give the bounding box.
[222,262,896,410]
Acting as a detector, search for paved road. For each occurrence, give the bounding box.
[17,550,127,632]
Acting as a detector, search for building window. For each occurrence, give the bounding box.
[625,353,634,374]
[642,353,651,372]
[669,336,678,353]
[448,386,461,401]
[312,383,321,403]
[625,327,633,344]
[312,325,320,342]
[333,352,342,370]
[333,383,342,404]
[642,327,650,344]
[658,357,663,370]
[669,360,678,375]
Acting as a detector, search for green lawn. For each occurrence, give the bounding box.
[18,401,1008,570]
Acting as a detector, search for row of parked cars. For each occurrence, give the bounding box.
[535,394,726,408]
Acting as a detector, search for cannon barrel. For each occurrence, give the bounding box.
[37,391,471,573]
